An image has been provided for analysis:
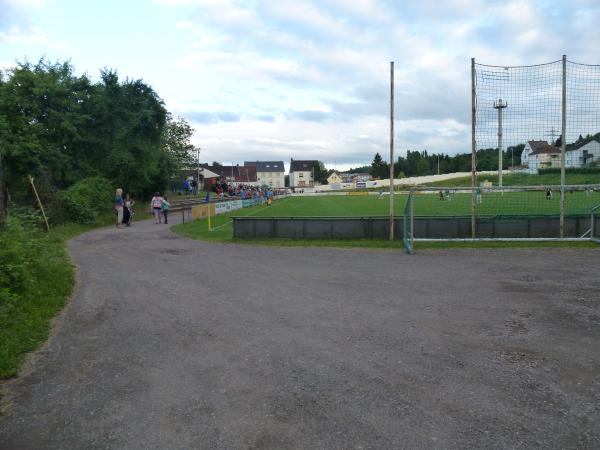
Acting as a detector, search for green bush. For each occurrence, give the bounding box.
[56,177,114,224]
[0,214,75,378]
[0,216,43,303]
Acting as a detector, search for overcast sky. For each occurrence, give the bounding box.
[1,0,599,170]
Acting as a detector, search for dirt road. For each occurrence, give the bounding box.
[1,217,599,449]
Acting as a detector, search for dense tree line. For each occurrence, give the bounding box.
[0,59,194,226]
[369,144,525,179]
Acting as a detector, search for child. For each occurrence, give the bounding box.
[161,195,170,224]
[151,192,163,224]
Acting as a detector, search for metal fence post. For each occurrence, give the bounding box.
[560,54,567,238]
[389,61,395,241]
[471,57,477,239]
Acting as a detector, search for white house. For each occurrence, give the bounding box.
[327,171,342,184]
[289,159,317,188]
[520,140,559,173]
[566,140,600,168]
[244,161,285,188]
[521,139,600,173]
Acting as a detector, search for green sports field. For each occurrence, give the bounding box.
[241,191,599,217]
[172,191,600,244]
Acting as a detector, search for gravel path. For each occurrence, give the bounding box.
[1,216,599,449]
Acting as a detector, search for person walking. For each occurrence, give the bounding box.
[161,195,170,224]
[115,188,124,228]
[151,192,163,224]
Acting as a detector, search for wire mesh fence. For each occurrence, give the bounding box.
[469,55,600,241]
[402,185,600,251]
[474,58,600,184]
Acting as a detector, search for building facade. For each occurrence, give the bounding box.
[521,139,600,173]
[327,171,342,184]
[244,161,285,188]
[289,159,317,188]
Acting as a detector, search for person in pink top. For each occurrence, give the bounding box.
[150,192,164,224]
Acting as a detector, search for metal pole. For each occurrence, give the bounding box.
[471,58,477,239]
[494,99,507,188]
[389,61,395,241]
[559,55,567,238]
[197,147,201,196]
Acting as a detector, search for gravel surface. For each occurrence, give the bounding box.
[1,216,599,449]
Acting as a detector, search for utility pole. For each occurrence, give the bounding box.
[547,127,559,143]
[389,61,395,242]
[196,147,201,195]
[437,154,440,175]
[493,99,507,188]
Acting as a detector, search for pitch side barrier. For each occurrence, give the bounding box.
[171,193,290,223]
[212,193,290,216]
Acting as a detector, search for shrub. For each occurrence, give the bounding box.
[56,177,114,224]
[0,216,42,303]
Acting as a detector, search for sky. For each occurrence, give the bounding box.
[1,0,599,171]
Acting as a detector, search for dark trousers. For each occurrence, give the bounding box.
[163,210,169,224]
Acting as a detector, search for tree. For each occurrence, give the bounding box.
[212,161,222,167]
[416,158,430,176]
[370,152,389,179]
[0,58,178,204]
[313,161,328,184]
[163,114,195,177]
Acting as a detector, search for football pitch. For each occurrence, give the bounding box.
[175,191,600,243]
[248,191,600,218]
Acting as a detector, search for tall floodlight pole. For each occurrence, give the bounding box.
[560,54,567,238]
[493,99,507,188]
[471,58,477,239]
[389,61,395,242]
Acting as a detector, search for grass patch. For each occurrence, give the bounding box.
[0,212,115,380]
[423,172,600,187]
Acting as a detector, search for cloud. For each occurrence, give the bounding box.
[156,0,260,29]
[185,111,241,123]
[4,0,596,166]
[287,110,331,122]
[0,25,70,50]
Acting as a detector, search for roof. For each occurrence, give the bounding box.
[244,161,285,172]
[199,168,219,179]
[290,160,318,172]
[200,164,257,182]
[567,138,600,151]
[528,140,560,155]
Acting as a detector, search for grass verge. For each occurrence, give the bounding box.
[0,213,114,380]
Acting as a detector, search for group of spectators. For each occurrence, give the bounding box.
[182,177,198,195]
[213,182,284,204]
